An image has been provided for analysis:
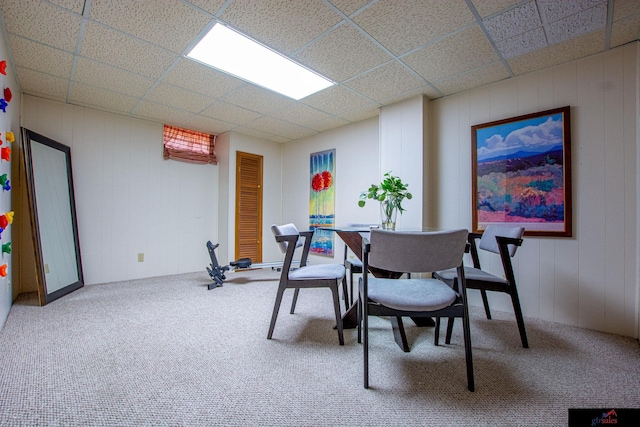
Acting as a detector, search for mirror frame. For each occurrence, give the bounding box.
[21,128,84,305]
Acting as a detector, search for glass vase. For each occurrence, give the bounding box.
[380,198,398,230]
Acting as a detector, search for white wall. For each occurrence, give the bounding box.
[379,95,427,229]
[21,96,219,286]
[10,42,638,340]
[282,118,380,263]
[431,42,639,338]
[0,28,20,328]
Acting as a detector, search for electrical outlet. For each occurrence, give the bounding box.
[138,253,144,262]
[44,264,50,274]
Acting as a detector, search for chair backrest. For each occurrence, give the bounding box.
[368,229,468,273]
[270,223,303,254]
[479,225,524,257]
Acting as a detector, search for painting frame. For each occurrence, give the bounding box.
[472,106,572,237]
[309,149,336,256]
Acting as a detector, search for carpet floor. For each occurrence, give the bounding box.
[1,269,639,426]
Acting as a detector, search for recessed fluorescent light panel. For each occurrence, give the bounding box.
[187,24,334,100]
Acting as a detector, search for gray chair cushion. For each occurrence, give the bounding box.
[271,223,303,253]
[289,264,345,281]
[367,277,457,312]
[436,266,507,284]
[479,225,524,256]
[346,258,363,268]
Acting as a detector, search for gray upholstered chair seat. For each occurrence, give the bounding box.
[359,228,474,391]
[289,264,345,281]
[436,266,507,284]
[268,223,347,345]
[368,278,457,311]
[347,258,363,268]
[432,225,527,348]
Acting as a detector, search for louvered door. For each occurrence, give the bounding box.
[235,151,263,263]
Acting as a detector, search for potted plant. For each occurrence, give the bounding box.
[358,172,412,230]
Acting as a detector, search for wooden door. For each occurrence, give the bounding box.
[235,151,263,263]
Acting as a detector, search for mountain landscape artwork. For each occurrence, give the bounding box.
[472,106,572,237]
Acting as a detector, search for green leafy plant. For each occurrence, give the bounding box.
[358,173,412,228]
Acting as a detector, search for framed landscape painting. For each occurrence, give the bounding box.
[472,106,572,237]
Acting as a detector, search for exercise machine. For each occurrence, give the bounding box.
[206,241,302,289]
[206,241,252,289]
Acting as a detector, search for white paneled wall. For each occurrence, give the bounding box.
[431,43,638,338]
[379,96,426,229]
[22,96,218,286]
[282,118,380,264]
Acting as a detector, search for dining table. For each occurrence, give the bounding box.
[319,225,436,352]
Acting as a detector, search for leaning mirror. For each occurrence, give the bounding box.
[21,128,83,305]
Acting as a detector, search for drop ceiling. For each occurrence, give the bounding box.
[1,0,638,143]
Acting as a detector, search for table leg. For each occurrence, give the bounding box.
[391,316,410,352]
[341,301,358,329]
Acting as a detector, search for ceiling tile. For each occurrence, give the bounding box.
[248,116,318,140]
[234,126,289,143]
[73,57,155,97]
[470,0,523,18]
[48,0,84,14]
[381,85,440,105]
[200,101,262,125]
[328,0,372,16]
[483,1,541,41]
[183,114,237,136]
[1,0,81,52]
[609,12,640,48]
[89,0,210,54]
[537,0,607,23]
[220,0,343,55]
[0,0,631,142]
[183,0,228,16]
[132,100,195,126]
[69,82,140,114]
[345,62,426,101]
[16,66,68,100]
[295,23,390,83]
[402,25,499,83]
[145,83,215,114]
[302,84,373,115]
[495,27,548,58]
[507,29,605,75]
[546,2,607,44]
[305,116,351,133]
[9,35,73,78]
[352,0,474,56]
[269,103,336,128]
[161,59,245,100]
[80,22,177,79]
[221,84,293,114]
[434,61,510,96]
[339,104,380,124]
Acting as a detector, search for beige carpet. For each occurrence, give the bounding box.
[1,268,639,426]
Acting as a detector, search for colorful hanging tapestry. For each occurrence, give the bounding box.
[309,149,335,256]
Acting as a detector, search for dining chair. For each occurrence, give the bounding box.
[343,244,363,307]
[268,223,347,345]
[358,229,474,391]
[433,225,528,348]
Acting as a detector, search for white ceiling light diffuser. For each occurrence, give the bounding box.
[187,24,334,100]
